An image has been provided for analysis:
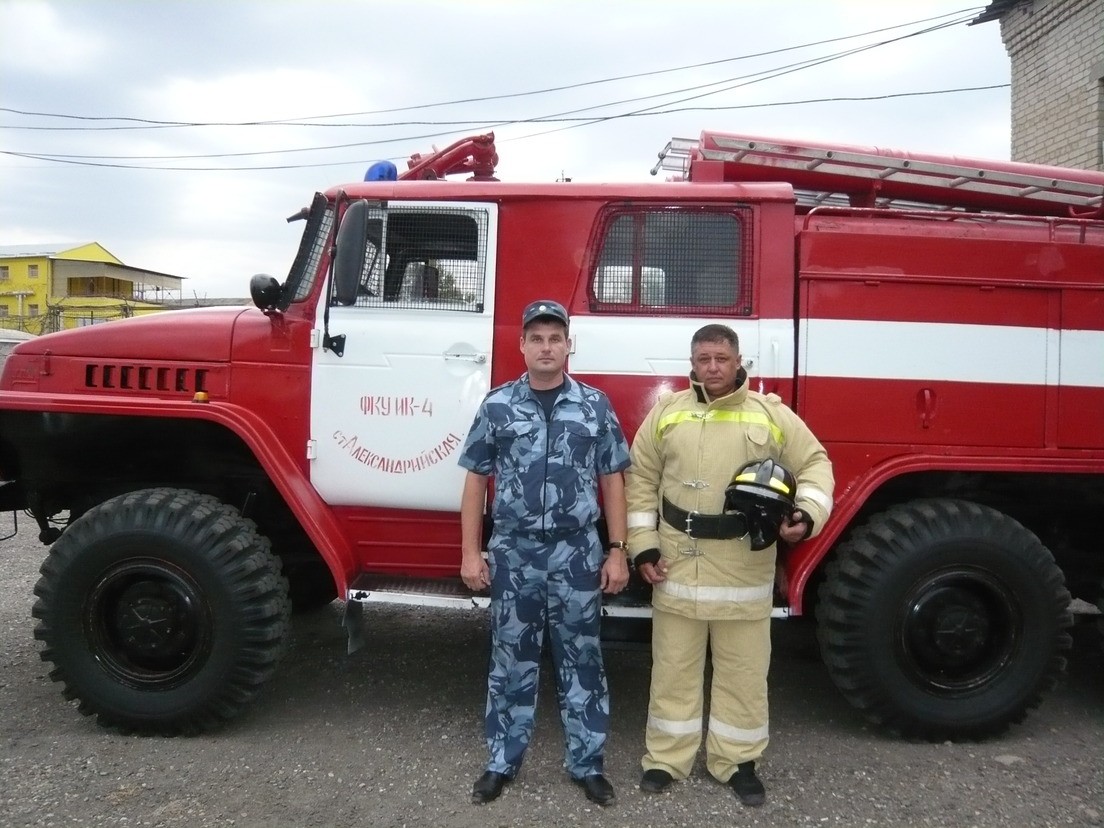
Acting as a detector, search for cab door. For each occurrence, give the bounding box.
[567,204,781,437]
[309,202,497,511]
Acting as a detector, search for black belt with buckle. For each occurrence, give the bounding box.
[661,497,747,540]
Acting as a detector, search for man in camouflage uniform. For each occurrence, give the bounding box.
[458,299,631,807]
[627,323,834,807]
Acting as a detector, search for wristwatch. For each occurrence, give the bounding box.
[606,541,628,552]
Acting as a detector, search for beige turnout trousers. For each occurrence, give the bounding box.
[642,608,771,782]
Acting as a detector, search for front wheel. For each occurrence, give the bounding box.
[816,498,1071,740]
[32,488,291,735]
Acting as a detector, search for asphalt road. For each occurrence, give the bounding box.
[2,517,1101,828]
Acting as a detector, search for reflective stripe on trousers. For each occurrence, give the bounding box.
[643,608,771,782]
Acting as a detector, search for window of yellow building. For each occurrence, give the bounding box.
[0,266,9,281]
[28,264,39,278]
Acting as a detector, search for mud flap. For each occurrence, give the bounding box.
[342,600,365,655]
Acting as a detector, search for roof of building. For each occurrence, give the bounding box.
[971,0,1024,25]
[0,328,38,342]
[0,244,185,287]
[0,243,93,259]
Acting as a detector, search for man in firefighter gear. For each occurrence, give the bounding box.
[626,323,833,806]
[458,299,631,807]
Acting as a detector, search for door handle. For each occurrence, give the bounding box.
[444,352,487,363]
[917,387,935,429]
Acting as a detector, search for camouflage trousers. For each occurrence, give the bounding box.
[483,527,609,779]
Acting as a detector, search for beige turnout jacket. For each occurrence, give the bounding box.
[626,370,834,621]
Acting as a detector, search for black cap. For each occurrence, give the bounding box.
[522,299,569,328]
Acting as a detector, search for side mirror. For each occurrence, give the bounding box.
[250,274,283,312]
[333,200,371,306]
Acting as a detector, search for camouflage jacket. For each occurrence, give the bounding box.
[458,373,630,538]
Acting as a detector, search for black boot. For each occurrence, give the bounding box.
[472,770,511,804]
[640,768,674,793]
[728,761,765,807]
[574,773,616,806]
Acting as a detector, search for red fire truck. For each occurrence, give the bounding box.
[1,130,1101,740]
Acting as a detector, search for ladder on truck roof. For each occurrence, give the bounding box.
[652,132,1104,218]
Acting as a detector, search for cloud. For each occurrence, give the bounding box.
[0,0,107,78]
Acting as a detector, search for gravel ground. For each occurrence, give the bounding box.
[2,517,1101,828]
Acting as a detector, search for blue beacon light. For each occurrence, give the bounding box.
[364,161,398,181]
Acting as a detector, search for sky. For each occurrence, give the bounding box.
[0,1,1013,299]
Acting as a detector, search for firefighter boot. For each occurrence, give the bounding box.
[728,761,765,807]
[640,768,674,793]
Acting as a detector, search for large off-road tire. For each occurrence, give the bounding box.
[32,488,291,735]
[816,498,1072,740]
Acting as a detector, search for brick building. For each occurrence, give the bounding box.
[975,0,1104,170]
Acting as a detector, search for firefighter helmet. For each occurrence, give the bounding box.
[724,459,798,550]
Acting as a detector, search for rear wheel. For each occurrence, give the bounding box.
[816,498,1071,740]
[32,488,290,734]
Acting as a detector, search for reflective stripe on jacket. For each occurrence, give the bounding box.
[626,371,834,620]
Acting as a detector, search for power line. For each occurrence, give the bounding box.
[0,8,1001,173]
[0,7,985,131]
[0,13,998,169]
[0,85,1008,171]
[509,12,983,142]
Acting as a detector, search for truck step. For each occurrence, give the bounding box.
[347,573,490,610]
[345,573,659,617]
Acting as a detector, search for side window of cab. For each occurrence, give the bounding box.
[588,207,752,315]
[338,205,491,312]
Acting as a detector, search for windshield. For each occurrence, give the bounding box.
[285,193,335,306]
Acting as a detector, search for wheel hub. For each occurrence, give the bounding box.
[911,587,991,664]
[900,569,1018,691]
[86,558,211,685]
[111,581,197,660]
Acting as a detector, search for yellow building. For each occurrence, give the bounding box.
[0,243,183,334]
